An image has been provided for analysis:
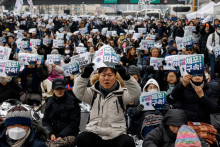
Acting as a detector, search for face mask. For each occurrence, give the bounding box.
[65,50,70,54]
[148,89,158,93]
[8,127,27,140]
[217,30,220,34]
[205,73,209,80]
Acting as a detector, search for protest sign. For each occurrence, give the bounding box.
[56,33,64,39]
[28,28,36,33]
[4,60,20,77]
[192,37,199,44]
[176,35,193,50]
[30,39,41,48]
[0,46,12,60]
[140,91,167,111]
[79,27,87,35]
[0,37,7,44]
[140,40,155,49]
[37,55,44,65]
[112,31,117,37]
[91,29,99,33]
[179,54,204,76]
[71,52,90,66]
[184,26,196,36]
[66,32,72,41]
[163,55,179,70]
[0,61,6,77]
[92,45,119,70]
[43,38,52,45]
[213,45,220,58]
[18,53,38,65]
[76,47,87,54]
[62,64,70,77]
[101,28,108,35]
[106,31,112,37]
[58,27,64,33]
[16,41,29,49]
[132,33,141,40]
[53,40,64,48]
[150,57,164,70]
[68,61,79,75]
[138,28,147,34]
[47,54,61,65]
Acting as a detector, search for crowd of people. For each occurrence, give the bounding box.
[0,12,220,147]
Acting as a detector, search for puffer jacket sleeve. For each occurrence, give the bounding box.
[143,126,163,147]
[171,82,185,101]
[73,75,94,104]
[122,76,141,105]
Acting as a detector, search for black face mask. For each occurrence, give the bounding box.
[191,80,203,86]
[163,39,167,43]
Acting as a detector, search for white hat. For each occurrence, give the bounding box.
[143,78,160,92]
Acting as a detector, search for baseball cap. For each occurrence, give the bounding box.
[52,79,66,90]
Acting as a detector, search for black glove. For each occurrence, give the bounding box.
[162,60,166,66]
[81,63,94,78]
[115,65,130,81]
[137,104,144,112]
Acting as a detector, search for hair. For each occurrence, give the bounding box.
[166,71,180,85]
[127,47,136,60]
[98,67,117,75]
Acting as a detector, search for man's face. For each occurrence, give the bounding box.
[8,37,14,44]
[99,68,116,89]
[54,88,65,98]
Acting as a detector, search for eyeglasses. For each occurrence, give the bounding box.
[167,75,176,79]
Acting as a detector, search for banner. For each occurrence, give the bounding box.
[71,52,90,66]
[30,39,41,48]
[47,54,61,65]
[68,62,79,75]
[213,45,220,58]
[140,91,167,111]
[163,55,179,70]
[0,46,12,60]
[18,53,38,65]
[92,45,119,70]
[138,28,147,34]
[53,40,64,48]
[43,38,52,45]
[179,54,204,76]
[176,35,193,50]
[14,0,23,13]
[76,47,87,54]
[150,57,164,70]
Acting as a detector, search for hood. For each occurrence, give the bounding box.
[143,78,160,92]
[162,109,187,127]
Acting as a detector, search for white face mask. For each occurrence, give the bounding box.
[217,30,220,33]
[148,89,158,93]
[8,127,27,140]
[65,50,70,54]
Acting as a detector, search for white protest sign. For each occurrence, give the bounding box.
[132,33,141,40]
[184,26,196,36]
[140,91,167,111]
[92,45,119,70]
[71,52,90,66]
[53,40,64,48]
[18,53,38,65]
[68,61,80,75]
[106,31,112,37]
[138,28,147,34]
[0,37,7,44]
[47,54,61,65]
[28,28,36,33]
[112,31,117,37]
[140,40,155,49]
[179,54,205,76]
[101,28,108,35]
[62,64,70,77]
[0,61,6,77]
[76,47,87,54]
[163,55,179,70]
[43,38,52,45]
[192,37,199,44]
[16,41,29,50]
[66,32,72,41]
[91,29,99,33]
[213,45,220,58]
[3,60,20,77]
[0,46,12,60]
[176,35,193,50]
[79,28,87,35]
[30,39,41,48]
[150,57,164,70]
[56,33,64,39]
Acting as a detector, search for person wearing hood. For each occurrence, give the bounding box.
[171,74,218,123]
[143,109,187,147]
[165,46,178,57]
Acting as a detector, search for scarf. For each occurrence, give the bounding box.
[99,82,118,98]
[166,84,175,99]
[6,128,31,147]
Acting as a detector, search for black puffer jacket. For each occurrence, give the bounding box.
[42,92,81,138]
[171,82,218,123]
[143,109,187,147]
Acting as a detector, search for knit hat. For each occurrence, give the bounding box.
[128,65,140,77]
[5,106,32,127]
[175,125,201,147]
[168,46,178,54]
[51,49,59,54]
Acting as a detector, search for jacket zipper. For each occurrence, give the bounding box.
[116,100,119,113]
[98,96,101,115]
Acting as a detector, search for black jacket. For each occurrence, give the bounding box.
[143,109,187,147]
[171,82,218,123]
[173,26,184,39]
[42,92,81,138]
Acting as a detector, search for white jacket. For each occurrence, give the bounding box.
[206,31,220,54]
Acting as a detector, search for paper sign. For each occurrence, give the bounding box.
[47,54,61,65]
[43,38,52,45]
[106,31,112,37]
[62,64,70,77]
[132,33,141,40]
[192,37,199,44]
[4,60,20,77]
[18,53,38,65]
[0,37,7,44]
[66,32,72,41]
[176,35,193,50]
[16,41,29,49]
[179,54,204,76]
[56,33,64,39]
[76,47,87,54]
[68,62,79,75]
[53,40,64,48]
[163,55,179,70]
[112,31,117,37]
[140,91,167,111]
[0,46,12,60]
[71,52,90,66]
[79,28,87,35]
[213,45,220,58]
[140,40,155,49]
[92,45,119,70]
[138,28,147,34]
[150,57,164,70]
[91,29,99,33]
[29,28,36,33]
[30,39,41,48]
[185,26,196,32]
[37,55,44,65]
[101,28,108,35]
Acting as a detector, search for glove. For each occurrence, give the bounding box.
[137,104,144,112]
[162,60,166,66]
[115,65,130,81]
[81,63,94,78]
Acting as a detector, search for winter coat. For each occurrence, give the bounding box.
[206,31,220,54]
[0,78,22,104]
[173,26,184,39]
[0,122,48,147]
[143,109,187,147]
[45,60,64,76]
[199,33,210,54]
[42,92,81,138]
[171,82,218,123]
[73,75,141,140]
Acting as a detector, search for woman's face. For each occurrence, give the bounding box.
[146,84,158,92]
[167,72,177,85]
[169,125,180,134]
[192,75,203,83]
[89,47,95,53]
[130,48,135,56]
[151,49,159,57]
